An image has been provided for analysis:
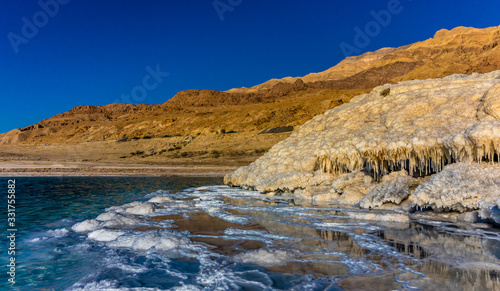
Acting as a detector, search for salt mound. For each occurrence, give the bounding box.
[88,229,125,242]
[410,163,500,212]
[114,202,156,215]
[107,230,190,251]
[226,71,500,193]
[72,219,101,233]
[235,249,296,267]
[96,212,118,221]
[102,215,143,228]
[148,196,173,203]
[359,171,419,209]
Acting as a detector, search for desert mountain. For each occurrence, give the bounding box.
[1,25,499,166]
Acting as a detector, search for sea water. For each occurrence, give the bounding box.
[1,177,500,290]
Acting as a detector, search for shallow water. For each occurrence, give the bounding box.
[1,177,500,290]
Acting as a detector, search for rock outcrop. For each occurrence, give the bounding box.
[225,70,500,219]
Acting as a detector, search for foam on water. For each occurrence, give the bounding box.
[235,249,298,266]
[27,228,71,242]
[20,183,499,290]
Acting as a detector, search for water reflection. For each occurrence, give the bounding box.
[3,178,500,290]
[185,189,500,290]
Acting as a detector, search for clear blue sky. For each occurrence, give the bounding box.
[0,0,499,133]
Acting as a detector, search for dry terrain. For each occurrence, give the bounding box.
[1,25,499,176]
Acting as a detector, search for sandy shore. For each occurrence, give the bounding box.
[0,161,236,177]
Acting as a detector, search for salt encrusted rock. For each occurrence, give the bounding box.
[307,171,338,187]
[410,163,500,212]
[72,219,100,233]
[226,71,500,193]
[114,202,156,215]
[252,170,337,193]
[347,212,409,223]
[337,187,367,205]
[102,215,143,228]
[331,170,374,194]
[294,185,340,204]
[359,171,419,209]
[457,211,480,223]
[312,190,340,204]
[298,185,332,199]
[96,212,118,221]
[255,171,314,192]
[148,196,174,203]
[327,170,374,204]
[88,229,125,242]
[478,198,500,224]
[235,249,298,267]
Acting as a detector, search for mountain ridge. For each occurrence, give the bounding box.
[1,25,499,150]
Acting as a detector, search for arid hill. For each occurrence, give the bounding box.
[0,25,499,173]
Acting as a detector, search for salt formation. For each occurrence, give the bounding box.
[410,163,500,212]
[122,202,156,215]
[235,249,297,267]
[88,229,125,242]
[479,198,500,224]
[72,219,101,233]
[102,215,143,228]
[346,212,409,223]
[148,196,173,203]
[359,171,419,209]
[107,230,190,251]
[225,71,500,217]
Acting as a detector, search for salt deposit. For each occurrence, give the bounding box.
[226,71,500,188]
[96,212,118,221]
[102,215,143,228]
[123,202,156,215]
[478,197,500,224]
[72,219,101,233]
[347,212,409,223]
[62,185,500,290]
[88,229,125,242]
[148,196,174,203]
[359,171,418,209]
[410,163,500,212]
[225,71,500,219]
[235,249,296,266]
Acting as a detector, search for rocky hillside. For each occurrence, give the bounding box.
[1,25,499,152]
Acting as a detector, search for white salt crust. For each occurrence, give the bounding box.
[225,71,500,214]
[226,71,500,193]
[72,219,101,233]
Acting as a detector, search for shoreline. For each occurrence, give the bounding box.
[0,161,235,177]
[0,172,227,177]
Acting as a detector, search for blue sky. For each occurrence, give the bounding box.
[0,0,499,133]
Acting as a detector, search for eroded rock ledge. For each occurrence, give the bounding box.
[225,70,500,224]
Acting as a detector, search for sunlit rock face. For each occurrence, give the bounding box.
[225,70,500,212]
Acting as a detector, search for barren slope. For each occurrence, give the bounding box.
[1,25,499,171]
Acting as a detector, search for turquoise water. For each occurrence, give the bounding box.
[1,177,500,290]
[0,177,221,290]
